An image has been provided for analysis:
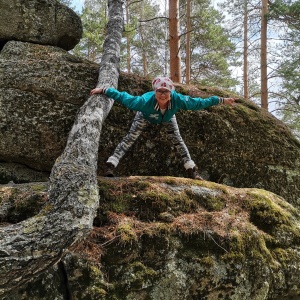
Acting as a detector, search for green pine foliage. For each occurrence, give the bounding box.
[69,0,239,89]
[273,40,300,139]
[180,0,239,88]
[218,0,263,100]
[268,0,300,138]
[218,0,300,138]
[120,0,167,77]
[71,0,108,62]
[268,0,300,31]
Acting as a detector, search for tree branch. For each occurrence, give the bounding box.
[139,16,169,22]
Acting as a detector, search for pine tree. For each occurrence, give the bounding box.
[268,0,300,138]
[180,0,238,88]
[71,0,108,62]
[122,0,167,77]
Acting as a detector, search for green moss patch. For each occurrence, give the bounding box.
[96,177,230,225]
[0,182,48,223]
[91,177,300,273]
[5,176,300,299]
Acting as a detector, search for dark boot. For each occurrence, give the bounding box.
[186,166,203,180]
[104,162,115,177]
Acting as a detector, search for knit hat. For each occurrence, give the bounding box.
[152,76,175,91]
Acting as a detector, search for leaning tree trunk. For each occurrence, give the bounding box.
[0,0,124,296]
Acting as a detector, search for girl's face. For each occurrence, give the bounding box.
[155,88,171,103]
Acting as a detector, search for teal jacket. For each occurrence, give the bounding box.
[105,88,221,124]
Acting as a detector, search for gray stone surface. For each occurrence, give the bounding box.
[0,42,299,207]
[1,178,300,300]
[0,162,49,183]
[0,0,82,50]
[0,41,98,174]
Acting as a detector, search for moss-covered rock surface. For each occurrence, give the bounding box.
[2,176,300,300]
[101,82,300,208]
[1,42,299,207]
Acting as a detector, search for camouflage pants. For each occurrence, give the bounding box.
[107,111,195,169]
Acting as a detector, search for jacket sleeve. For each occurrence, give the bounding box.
[173,92,220,110]
[104,88,146,110]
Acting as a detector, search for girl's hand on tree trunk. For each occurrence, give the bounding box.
[90,88,104,95]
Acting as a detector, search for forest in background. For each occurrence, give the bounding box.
[59,0,300,140]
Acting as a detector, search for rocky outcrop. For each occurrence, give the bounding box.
[0,162,49,183]
[1,177,300,300]
[0,0,299,299]
[0,0,82,51]
[0,1,121,297]
[0,41,98,174]
[99,86,300,209]
[0,39,299,207]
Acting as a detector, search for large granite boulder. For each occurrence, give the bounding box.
[0,162,49,183]
[0,0,82,51]
[99,86,300,208]
[0,41,98,176]
[1,178,300,299]
[0,41,299,207]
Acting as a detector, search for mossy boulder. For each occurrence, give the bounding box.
[1,177,300,299]
[0,41,299,207]
[0,0,82,51]
[0,41,98,175]
[100,86,300,209]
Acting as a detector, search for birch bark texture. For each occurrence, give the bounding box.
[0,0,124,296]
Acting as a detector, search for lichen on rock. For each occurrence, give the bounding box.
[2,176,300,299]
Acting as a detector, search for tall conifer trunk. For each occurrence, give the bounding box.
[126,0,131,73]
[169,0,181,83]
[185,0,191,84]
[243,0,249,100]
[261,0,268,109]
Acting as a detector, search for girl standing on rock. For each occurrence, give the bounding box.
[91,76,237,179]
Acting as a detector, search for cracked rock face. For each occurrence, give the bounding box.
[0,39,300,207]
[0,41,99,174]
[2,177,300,300]
[0,0,82,51]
